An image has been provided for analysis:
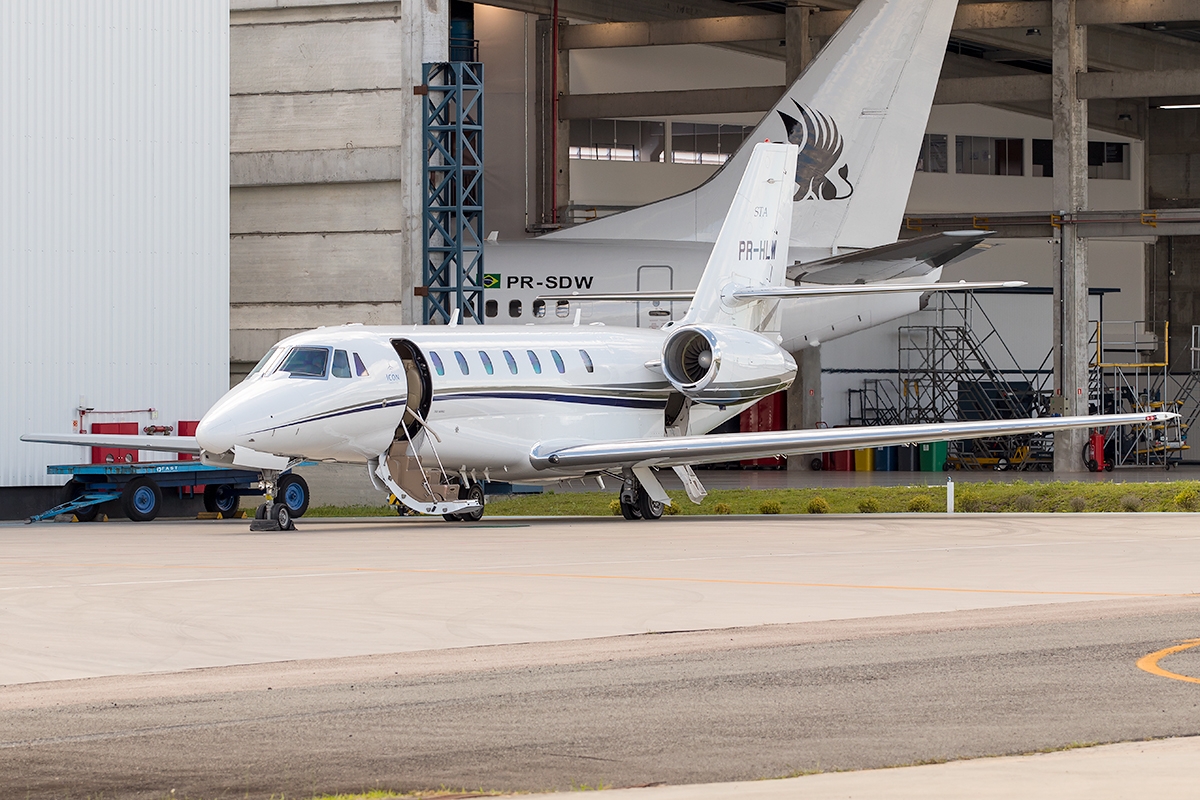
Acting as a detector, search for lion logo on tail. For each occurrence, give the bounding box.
[777,102,854,201]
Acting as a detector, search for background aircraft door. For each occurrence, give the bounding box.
[637,265,674,329]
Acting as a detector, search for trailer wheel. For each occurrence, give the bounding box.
[203,483,240,515]
[122,477,162,522]
[277,474,310,518]
[64,480,99,522]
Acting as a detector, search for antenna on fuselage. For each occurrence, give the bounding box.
[448,309,460,327]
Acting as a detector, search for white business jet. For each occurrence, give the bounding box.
[25,143,1176,529]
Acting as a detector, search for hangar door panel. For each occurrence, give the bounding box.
[637,265,675,329]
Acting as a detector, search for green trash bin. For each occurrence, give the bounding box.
[919,441,948,472]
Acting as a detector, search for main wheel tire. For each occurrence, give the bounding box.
[277,474,310,518]
[619,497,641,520]
[203,483,241,515]
[64,480,100,522]
[121,477,162,522]
[636,488,664,520]
[457,483,485,522]
[273,501,293,530]
[810,457,823,471]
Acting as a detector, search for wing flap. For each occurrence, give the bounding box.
[530,413,1174,472]
[21,433,202,455]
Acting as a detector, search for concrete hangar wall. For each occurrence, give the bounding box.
[0,1,229,507]
[229,0,448,382]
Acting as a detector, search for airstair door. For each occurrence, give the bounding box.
[637,265,674,329]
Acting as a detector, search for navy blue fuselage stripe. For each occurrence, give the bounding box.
[434,391,666,409]
[252,398,407,434]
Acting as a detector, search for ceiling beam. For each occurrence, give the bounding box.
[563,69,1200,118]
[561,15,782,49]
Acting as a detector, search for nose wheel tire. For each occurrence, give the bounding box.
[273,501,294,530]
[121,477,162,522]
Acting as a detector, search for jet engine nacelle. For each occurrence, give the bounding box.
[660,324,797,405]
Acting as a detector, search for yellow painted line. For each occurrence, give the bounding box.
[1137,638,1200,685]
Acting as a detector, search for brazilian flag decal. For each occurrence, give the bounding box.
[483,273,500,289]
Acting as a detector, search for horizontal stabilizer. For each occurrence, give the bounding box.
[21,433,201,455]
[530,412,1177,473]
[789,230,996,284]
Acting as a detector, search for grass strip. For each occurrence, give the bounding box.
[306,480,1200,517]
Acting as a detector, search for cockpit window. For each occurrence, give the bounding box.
[279,346,329,378]
[332,350,352,378]
[247,347,280,379]
[353,352,369,377]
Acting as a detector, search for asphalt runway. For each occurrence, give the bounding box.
[1,515,1198,798]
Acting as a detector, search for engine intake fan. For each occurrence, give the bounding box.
[661,324,796,405]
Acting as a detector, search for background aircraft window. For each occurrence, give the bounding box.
[454,351,469,375]
[429,351,444,376]
[331,349,352,378]
[503,350,518,374]
[509,299,522,317]
[527,350,541,374]
[479,351,494,375]
[247,347,279,378]
[353,352,369,377]
[485,299,498,318]
[533,299,546,318]
[555,300,570,318]
[279,346,329,378]
[579,349,594,373]
[551,350,565,373]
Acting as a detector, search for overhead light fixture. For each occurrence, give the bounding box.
[1026,27,1041,36]
[1158,103,1200,110]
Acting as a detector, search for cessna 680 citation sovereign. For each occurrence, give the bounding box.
[25,143,1176,528]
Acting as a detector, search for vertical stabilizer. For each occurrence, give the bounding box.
[547,0,957,250]
[682,142,796,332]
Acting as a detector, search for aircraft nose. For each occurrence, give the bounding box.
[195,409,236,455]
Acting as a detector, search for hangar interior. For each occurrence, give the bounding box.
[228,0,1200,474]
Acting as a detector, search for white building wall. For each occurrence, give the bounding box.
[0,0,230,486]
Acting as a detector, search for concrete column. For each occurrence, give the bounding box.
[787,346,823,471]
[1051,0,1090,473]
[534,16,570,229]
[785,1,817,470]
[401,3,449,325]
[785,2,815,84]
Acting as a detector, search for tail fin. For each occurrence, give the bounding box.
[682,142,796,332]
[547,0,957,251]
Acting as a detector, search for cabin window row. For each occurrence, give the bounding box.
[485,298,574,319]
[428,348,594,377]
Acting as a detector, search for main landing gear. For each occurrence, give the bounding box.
[618,472,664,520]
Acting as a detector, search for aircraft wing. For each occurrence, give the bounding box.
[788,230,996,284]
[529,412,1174,473]
[21,432,201,455]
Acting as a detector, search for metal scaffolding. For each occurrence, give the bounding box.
[1089,320,1188,468]
[422,61,485,325]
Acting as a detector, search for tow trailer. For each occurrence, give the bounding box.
[26,462,310,524]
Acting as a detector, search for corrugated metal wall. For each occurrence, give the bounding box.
[0,1,230,486]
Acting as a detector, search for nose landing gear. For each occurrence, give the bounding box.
[249,470,308,531]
